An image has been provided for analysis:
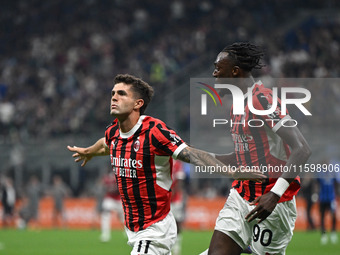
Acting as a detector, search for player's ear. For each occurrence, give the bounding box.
[232,66,241,77]
[134,99,144,110]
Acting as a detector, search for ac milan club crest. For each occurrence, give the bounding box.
[134,139,140,152]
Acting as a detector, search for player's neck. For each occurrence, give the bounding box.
[117,111,141,133]
[238,75,255,94]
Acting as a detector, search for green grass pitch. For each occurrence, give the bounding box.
[0,229,338,254]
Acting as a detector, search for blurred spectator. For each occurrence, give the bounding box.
[0,97,15,138]
[1,1,339,142]
[1,0,340,199]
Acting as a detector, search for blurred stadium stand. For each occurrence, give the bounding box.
[1,0,340,197]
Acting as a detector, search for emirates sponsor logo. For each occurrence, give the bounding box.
[111,155,143,169]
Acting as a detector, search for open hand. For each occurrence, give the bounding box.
[67,145,93,167]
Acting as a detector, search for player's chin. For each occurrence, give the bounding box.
[110,111,117,117]
[110,109,119,116]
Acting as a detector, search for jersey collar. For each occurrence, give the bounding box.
[119,115,146,139]
[244,80,262,99]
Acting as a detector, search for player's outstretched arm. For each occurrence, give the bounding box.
[176,146,265,182]
[67,137,109,167]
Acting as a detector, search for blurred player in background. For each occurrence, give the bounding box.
[1,176,16,227]
[301,172,316,231]
[317,158,338,245]
[100,170,124,242]
[68,74,264,254]
[50,175,71,228]
[200,42,311,255]
[171,160,188,255]
[91,175,106,228]
[17,175,43,229]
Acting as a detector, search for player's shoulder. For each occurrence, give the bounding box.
[142,115,167,128]
[142,115,179,139]
[105,119,119,130]
[105,119,119,138]
[251,81,275,103]
[252,81,272,96]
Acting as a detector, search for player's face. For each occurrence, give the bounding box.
[110,83,139,117]
[212,52,235,82]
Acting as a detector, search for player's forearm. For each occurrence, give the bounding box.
[85,137,109,157]
[177,146,233,176]
[270,139,311,198]
[280,144,311,182]
[274,126,311,181]
[215,152,238,167]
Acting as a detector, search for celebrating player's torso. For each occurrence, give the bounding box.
[230,81,300,202]
[105,115,187,232]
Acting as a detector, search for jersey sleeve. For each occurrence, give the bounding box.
[151,122,187,159]
[252,91,291,133]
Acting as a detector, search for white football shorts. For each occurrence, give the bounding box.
[125,211,177,255]
[215,188,297,255]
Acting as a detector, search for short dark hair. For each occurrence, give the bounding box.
[222,42,264,72]
[114,74,154,115]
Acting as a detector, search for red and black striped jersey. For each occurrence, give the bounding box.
[105,115,187,232]
[230,81,300,203]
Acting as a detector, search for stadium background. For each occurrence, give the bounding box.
[0,0,340,253]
